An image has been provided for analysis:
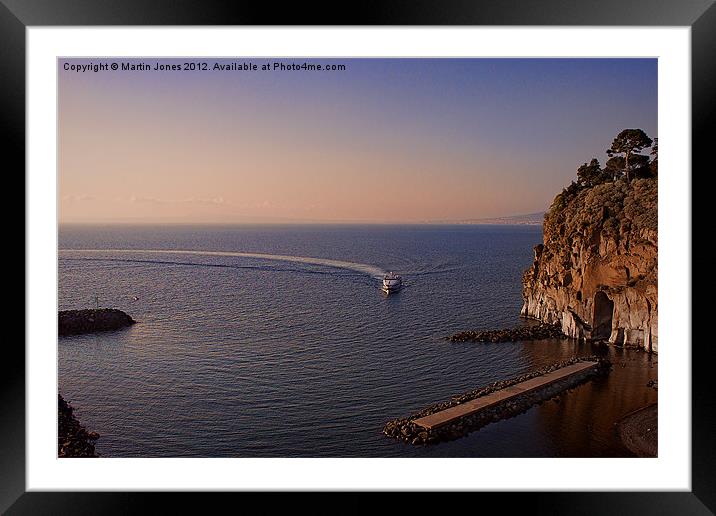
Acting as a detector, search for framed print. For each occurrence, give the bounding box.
[4,0,713,512]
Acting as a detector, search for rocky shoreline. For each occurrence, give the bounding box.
[616,403,657,457]
[59,308,136,336]
[447,322,567,343]
[384,356,611,445]
[58,394,99,457]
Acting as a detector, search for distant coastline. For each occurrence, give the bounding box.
[454,212,545,226]
[58,214,546,227]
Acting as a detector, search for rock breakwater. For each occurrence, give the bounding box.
[448,323,566,343]
[59,308,136,336]
[383,356,610,445]
[58,395,99,457]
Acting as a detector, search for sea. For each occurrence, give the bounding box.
[58,224,657,457]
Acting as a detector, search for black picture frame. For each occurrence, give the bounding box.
[4,0,711,512]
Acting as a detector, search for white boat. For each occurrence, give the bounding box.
[382,272,402,293]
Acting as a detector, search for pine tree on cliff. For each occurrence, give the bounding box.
[650,137,658,176]
[605,156,625,181]
[576,158,608,187]
[606,129,653,182]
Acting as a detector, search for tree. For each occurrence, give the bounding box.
[606,129,653,182]
[605,156,625,180]
[649,137,658,176]
[576,158,605,187]
[604,156,626,181]
[629,154,651,179]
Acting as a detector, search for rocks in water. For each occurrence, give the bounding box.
[616,403,657,457]
[59,308,136,336]
[58,394,99,457]
[447,323,566,343]
[383,356,611,446]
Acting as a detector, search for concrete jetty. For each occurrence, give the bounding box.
[413,361,598,430]
[383,357,608,445]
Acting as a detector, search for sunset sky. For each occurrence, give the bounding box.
[59,58,657,224]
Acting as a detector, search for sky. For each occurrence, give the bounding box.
[58,58,657,224]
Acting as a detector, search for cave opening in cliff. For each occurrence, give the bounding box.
[592,291,614,341]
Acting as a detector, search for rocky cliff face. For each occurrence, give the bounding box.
[521,177,657,352]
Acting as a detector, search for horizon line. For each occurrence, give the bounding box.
[58,220,544,227]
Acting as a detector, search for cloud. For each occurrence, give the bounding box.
[62,194,95,202]
[127,195,228,206]
[193,196,226,206]
[129,195,164,204]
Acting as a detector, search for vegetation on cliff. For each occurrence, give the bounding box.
[547,128,657,221]
[544,177,657,270]
[522,129,658,351]
[544,129,657,272]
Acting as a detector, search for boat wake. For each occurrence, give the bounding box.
[59,249,388,280]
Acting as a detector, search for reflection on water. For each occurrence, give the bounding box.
[415,340,657,458]
[523,340,657,457]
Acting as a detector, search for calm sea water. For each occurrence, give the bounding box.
[58,225,657,457]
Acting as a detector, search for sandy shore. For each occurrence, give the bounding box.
[617,403,657,457]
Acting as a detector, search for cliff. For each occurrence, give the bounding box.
[59,308,136,336]
[521,177,657,352]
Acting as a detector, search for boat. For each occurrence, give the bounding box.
[382,272,402,293]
